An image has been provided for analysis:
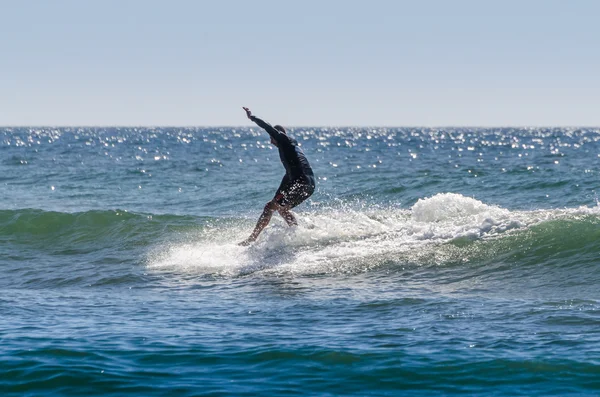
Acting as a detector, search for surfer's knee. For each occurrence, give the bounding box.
[264,200,278,212]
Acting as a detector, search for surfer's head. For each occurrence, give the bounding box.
[271,125,286,146]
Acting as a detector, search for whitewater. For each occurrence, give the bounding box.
[147,193,600,279]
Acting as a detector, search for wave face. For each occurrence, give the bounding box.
[0,208,194,247]
[3,127,600,396]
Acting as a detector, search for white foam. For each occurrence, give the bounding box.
[145,193,600,277]
[147,241,250,275]
[412,193,509,223]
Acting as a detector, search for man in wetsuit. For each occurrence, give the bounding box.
[239,107,315,246]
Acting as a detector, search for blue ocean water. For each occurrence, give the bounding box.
[1,126,600,396]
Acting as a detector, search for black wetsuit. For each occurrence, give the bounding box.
[250,115,315,208]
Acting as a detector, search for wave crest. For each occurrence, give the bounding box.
[146,193,600,277]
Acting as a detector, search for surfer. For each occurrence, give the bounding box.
[239,107,315,246]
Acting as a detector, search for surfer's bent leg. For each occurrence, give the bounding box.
[278,207,297,226]
[239,177,314,245]
[239,200,278,246]
[273,177,315,209]
[275,178,315,227]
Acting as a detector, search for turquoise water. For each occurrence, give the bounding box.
[1,126,600,396]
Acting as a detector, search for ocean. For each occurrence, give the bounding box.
[1,126,599,396]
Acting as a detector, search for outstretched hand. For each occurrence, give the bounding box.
[242,107,252,120]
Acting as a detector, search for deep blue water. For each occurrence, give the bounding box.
[1,126,600,396]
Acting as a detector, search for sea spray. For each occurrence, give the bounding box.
[146,193,600,277]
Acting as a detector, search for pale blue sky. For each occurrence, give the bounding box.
[1,0,599,126]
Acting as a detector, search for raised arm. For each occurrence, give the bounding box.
[243,107,285,141]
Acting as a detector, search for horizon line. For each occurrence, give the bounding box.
[2,124,600,129]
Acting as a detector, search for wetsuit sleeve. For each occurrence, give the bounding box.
[250,116,286,142]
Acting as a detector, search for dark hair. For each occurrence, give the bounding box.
[274,125,286,134]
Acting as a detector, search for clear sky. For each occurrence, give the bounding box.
[1,0,599,126]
